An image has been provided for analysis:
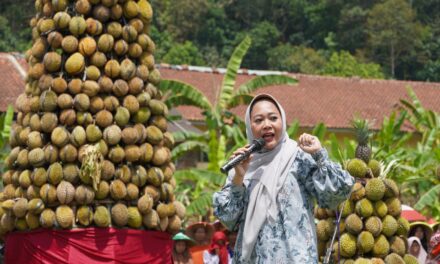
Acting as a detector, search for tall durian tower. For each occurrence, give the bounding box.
[315,119,419,264]
[0,0,186,237]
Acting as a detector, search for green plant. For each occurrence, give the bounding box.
[0,105,14,175]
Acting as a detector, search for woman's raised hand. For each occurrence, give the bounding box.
[298,133,322,154]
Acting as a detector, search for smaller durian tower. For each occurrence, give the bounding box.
[316,118,419,264]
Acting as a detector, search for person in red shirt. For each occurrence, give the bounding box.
[203,231,230,264]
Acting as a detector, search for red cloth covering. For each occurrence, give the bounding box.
[4,227,173,264]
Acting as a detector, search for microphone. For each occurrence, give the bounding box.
[220,138,266,174]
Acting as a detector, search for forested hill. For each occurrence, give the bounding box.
[2,0,440,81]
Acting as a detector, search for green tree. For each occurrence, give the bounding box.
[0,1,33,52]
[149,25,174,62]
[0,16,31,52]
[267,44,326,74]
[237,21,281,69]
[366,0,425,77]
[416,59,440,81]
[162,41,206,66]
[158,36,298,216]
[322,51,384,79]
[336,6,369,53]
[157,0,209,42]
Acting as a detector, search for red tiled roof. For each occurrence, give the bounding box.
[1,53,440,130]
[159,67,440,130]
[0,53,28,111]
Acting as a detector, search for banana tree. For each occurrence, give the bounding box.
[158,36,298,216]
[398,88,440,218]
[0,105,14,175]
[369,88,440,218]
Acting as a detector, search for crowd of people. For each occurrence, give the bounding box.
[172,220,237,264]
[408,222,440,264]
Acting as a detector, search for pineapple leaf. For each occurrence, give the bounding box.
[351,117,372,144]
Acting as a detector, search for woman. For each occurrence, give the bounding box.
[186,222,214,264]
[408,236,427,264]
[203,231,230,264]
[172,232,195,264]
[213,94,354,263]
[410,222,433,252]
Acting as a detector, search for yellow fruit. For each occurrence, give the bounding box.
[143,210,159,229]
[69,16,87,36]
[79,37,97,56]
[111,203,128,227]
[127,207,142,228]
[56,205,74,229]
[94,206,110,227]
[12,198,28,218]
[347,159,368,178]
[76,206,93,226]
[40,208,56,228]
[27,198,45,214]
[365,178,386,201]
[110,180,127,200]
[65,52,85,75]
[57,181,76,204]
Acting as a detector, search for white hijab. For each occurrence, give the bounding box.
[235,94,299,260]
[408,236,428,264]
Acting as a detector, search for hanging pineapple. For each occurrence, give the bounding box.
[353,118,373,164]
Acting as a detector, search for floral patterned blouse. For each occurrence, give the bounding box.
[213,148,354,264]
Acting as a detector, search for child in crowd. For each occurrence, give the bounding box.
[172,232,195,264]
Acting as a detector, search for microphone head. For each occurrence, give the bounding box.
[253,138,266,151]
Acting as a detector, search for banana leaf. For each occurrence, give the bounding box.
[171,141,208,160]
[218,36,251,110]
[159,79,212,110]
[415,185,440,211]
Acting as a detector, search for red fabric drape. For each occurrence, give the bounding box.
[4,227,173,264]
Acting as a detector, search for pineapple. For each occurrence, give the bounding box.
[352,118,372,164]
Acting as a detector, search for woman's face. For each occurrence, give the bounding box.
[250,100,283,150]
[175,241,187,254]
[410,241,420,256]
[194,227,206,242]
[415,227,425,239]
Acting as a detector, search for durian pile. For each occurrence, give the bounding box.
[0,0,186,237]
[316,119,418,264]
